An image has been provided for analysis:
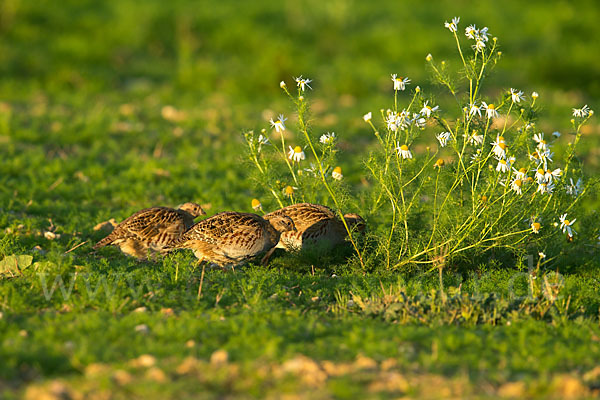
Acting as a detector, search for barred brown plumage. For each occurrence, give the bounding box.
[93,202,206,259]
[166,211,295,267]
[261,203,366,264]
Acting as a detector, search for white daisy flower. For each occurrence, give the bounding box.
[534,168,546,184]
[288,145,306,162]
[491,135,508,158]
[257,134,270,146]
[251,198,262,211]
[397,110,412,130]
[544,168,562,183]
[536,181,555,195]
[565,178,582,197]
[363,112,372,122]
[533,133,548,151]
[478,26,489,41]
[531,221,541,234]
[270,114,287,133]
[482,102,499,119]
[466,132,484,146]
[510,88,525,103]
[470,149,482,164]
[385,112,399,132]
[529,151,540,163]
[531,92,539,100]
[513,167,528,180]
[319,132,336,145]
[538,252,546,259]
[510,177,523,195]
[396,143,412,159]
[534,148,554,170]
[559,213,577,237]
[294,76,312,91]
[444,16,460,33]
[420,101,439,117]
[465,24,477,39]
[391,74,410,91]
[572,105,590,117]
[332,166,343,180]
[495,157,510,173]
[280,81,286,89]
[413,114,427,129]
[474,39,486,53]
[303,163,319,177]
[436,131,452,147]
[469,103,481,117]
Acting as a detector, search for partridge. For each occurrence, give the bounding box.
[167,211,295,267]
[261,203,365,263]
[93,202,206,259]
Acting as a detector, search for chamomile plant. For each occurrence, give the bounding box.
[362,17,596,270]
[244,18,596,271]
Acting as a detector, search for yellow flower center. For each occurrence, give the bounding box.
[531,151,539,159]
[532,222,541,231]
[333,166,342,174]
[294,146,302,153]
[285,186,294,195]
[400,145,408,151]
[497,136,505,142]
[540,140,546,144]
[488,104,496,110]
[519,168,527,174]
[499,160,506,165]
[498,143,507,150]
[564,219,570,226]
[481,195,488,203]
[435,158,445,167]
[537,169,544,175]
[514,179,522,187]
[526,177,533,183]
[251,199,261,208]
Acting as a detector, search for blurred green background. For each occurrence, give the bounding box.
[1,0,599,223]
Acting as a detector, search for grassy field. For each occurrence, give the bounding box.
[1,0,600,398]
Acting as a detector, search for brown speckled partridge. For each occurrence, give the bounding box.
[93,202,206,259]
[261,203,366,264]
[167,211,295,266]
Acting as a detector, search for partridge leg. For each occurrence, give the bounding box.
[261,246,277,266]
[197,258,207,300]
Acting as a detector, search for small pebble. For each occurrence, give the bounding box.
[44,231,60,240]
[210,349,228,366]
[112,369,133,386]
[130,354,156,368]
[145,367,168,382]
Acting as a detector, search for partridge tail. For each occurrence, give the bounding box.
[93,234,115,249]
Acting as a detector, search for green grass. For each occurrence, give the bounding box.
[1,0,600,398]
